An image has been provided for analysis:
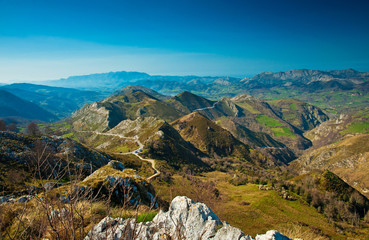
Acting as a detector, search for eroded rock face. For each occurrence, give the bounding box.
[79,163,157,207]
[85,196,296,240]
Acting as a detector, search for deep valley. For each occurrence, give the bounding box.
[1,69,369,239]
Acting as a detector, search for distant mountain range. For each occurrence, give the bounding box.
[1,68,368,123]
[38,68,369,113]
[244,68,369,85]
[39,71,237,93]
[37,68,368,92]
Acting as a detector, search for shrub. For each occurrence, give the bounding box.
[229,175,248,186]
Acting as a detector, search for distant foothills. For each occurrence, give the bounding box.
[0,68,368,124]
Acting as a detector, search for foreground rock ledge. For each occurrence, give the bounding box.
[85,196,299,240]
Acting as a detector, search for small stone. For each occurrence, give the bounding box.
[44,182,63,191]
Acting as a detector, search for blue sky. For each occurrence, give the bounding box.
[1,0,369,82]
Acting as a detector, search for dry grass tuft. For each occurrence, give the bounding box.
[278,223,329,240]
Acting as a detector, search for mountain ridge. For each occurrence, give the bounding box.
[0,89,57,122]
[64,87,330,171]
[0,83,104,119]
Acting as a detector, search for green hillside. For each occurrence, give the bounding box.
[171,112,250,159]
[0,90,57,122]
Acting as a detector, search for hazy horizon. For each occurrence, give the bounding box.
[2,67,368,85]
[1,0,369,83]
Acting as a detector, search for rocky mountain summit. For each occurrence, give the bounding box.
[85,196,298,240]
[242,69,369,87]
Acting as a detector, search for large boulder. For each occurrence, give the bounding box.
[85,196,297,240]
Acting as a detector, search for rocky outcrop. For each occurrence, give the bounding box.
[72,102,112,132]
[79,162,157,207]
[71,89,182,132]
[303,114,350,148]
[85,196,297,240]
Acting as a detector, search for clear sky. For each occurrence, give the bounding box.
[1,0,369,82]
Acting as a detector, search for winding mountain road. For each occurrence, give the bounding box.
[193,101,219,112]
[79,130,160,181]
[256,146,287,150]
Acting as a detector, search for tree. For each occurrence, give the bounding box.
[7,122,18,132]
[27,122,40,136]
[43,125,52,135]
[0,120,6,131]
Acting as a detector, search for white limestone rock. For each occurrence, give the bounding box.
[85,196,298,240]
[151,196,222,239]
[256,230,293,240]
[213,222,253,240]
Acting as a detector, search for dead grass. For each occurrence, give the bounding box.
[0,197,158,240]
[278,223,329,240]
[153,171,361,239]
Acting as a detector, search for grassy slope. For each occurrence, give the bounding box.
[166,91,215,114]
[202,172,339,238]
[143,122,209,171]
[171,112,250,159]
[303,107,369,149]
[229,97,312,152]
[103,91,182,123]
[153,172,369,239]
[292,134,369,198]
[0,89,57,122]
[70,90,183,132]
[267,98,329,132]
[251,87,369,114]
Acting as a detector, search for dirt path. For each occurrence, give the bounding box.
[79,130,160,181]
[193,101,219,112]
[114,151,160,181]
